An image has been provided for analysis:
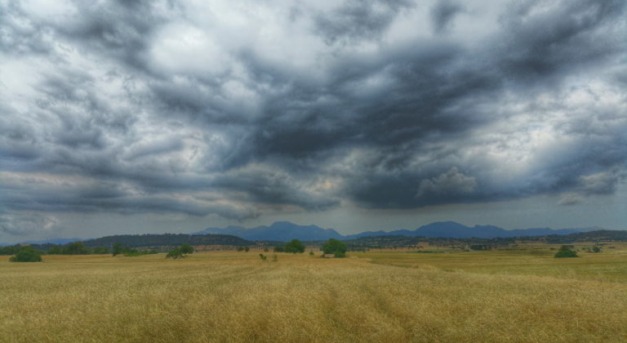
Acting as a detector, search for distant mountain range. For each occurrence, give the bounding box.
[195,221,590,242]
[0,221,602,247]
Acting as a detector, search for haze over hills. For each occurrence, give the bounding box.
[195,221,589,242]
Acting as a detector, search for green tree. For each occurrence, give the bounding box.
[63,242,89,255]
[322,239,347,258]
[0,245,20,255]
[47,245,63,255]
[179,244,194,254]
[9,246,43,262]
[554,245,578,258]
[284,239,305,253]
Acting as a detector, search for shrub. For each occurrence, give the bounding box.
[284,239,305,254]
[166,248,184,259]
[9,246,43,262]
[259,253,267,261]
[554,245,578,258]
[322,239,347,258]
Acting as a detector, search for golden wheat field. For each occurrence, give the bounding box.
[2,245,627,343]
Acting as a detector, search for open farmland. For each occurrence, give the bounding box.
[2,246,627,342]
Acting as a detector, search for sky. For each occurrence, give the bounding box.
[1,0,626,243]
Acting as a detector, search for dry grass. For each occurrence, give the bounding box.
[1,248,627,342]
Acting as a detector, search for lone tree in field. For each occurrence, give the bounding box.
[554,245,578,258]
[322,239,347,258]
[179,243,194,254]
[166,244,195,259]
[9,246,43,262]
[284,239,305,253]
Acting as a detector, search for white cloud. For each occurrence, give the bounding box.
[150,22,232,76]
[0,212,59,236]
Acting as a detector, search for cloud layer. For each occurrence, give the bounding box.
[1,0,626,237]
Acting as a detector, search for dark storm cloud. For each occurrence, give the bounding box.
[314,0,413,45]
[57,1,172,72]
[249,41,489,160]
[497,0,626,79]
[212,167,339,211]
[0,171,256,221]
[240,40,499,208]
[430,0,463,34]
[0,0,626,231]
[331,0,627,208]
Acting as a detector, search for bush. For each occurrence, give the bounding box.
[9,246,43,262]
[322,239,347,258]
[284,239,305,254]
[166,248,184,259]
[554,245,578,258]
